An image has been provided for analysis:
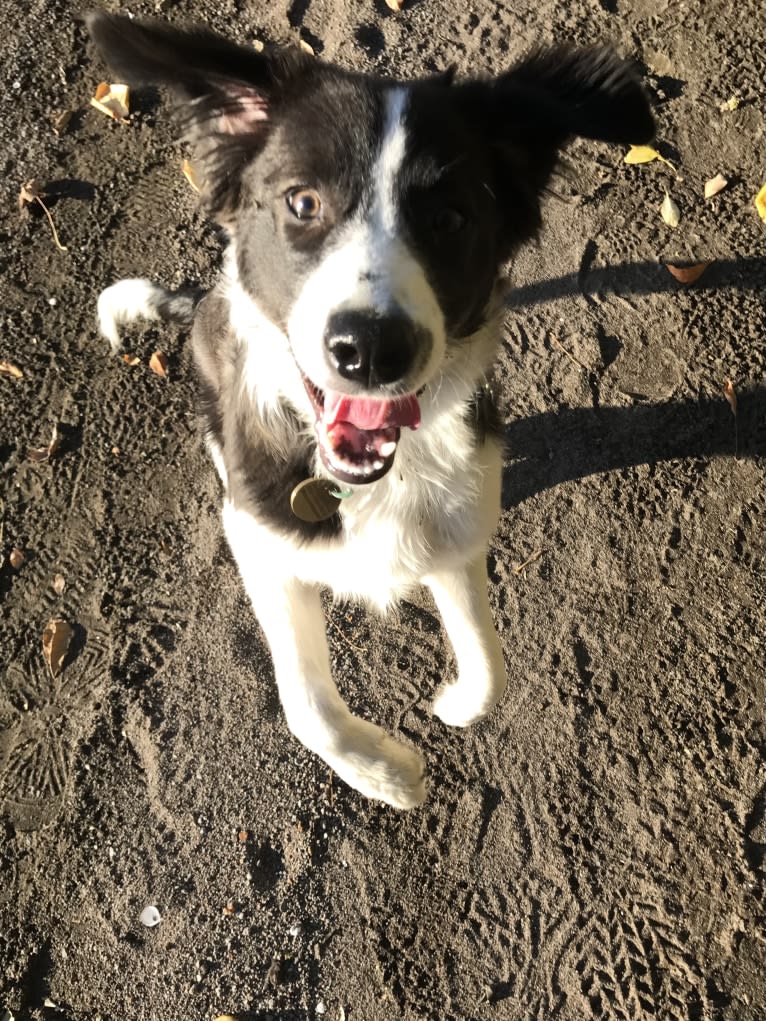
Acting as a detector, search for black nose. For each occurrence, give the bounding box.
[324,310,420,387]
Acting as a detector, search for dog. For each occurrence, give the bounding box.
[87,12,653,808]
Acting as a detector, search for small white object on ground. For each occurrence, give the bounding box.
[140,905,162,927]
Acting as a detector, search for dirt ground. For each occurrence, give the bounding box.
[1,1,764,1019]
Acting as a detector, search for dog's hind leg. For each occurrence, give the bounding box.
[425,555,507,727]
[222,502,426,809]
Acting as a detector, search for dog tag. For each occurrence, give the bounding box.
[290,478,343,522]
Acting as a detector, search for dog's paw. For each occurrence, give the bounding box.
[432,678,504,728]
[331,723,426,809]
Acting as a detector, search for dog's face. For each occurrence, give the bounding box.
[88,14,653,484]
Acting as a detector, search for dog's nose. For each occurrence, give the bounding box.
[324,311,419,387]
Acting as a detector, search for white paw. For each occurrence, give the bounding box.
[330,722,426,809]
[432,678,505,728]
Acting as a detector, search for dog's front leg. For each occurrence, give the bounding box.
[425,555,507,727]
[223,504,426,809]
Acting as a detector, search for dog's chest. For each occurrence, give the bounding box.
[293,435,501,606]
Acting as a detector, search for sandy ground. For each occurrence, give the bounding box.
[1,1,765,1019]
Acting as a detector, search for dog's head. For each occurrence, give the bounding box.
[88,13,653,485]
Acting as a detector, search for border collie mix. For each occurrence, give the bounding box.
[88,13,653,808]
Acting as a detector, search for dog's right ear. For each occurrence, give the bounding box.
[85,12,315,221]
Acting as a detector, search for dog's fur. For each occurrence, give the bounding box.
[87,13,653,808]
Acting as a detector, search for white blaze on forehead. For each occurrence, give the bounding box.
[286,83,446,392]
[376,87,409,233]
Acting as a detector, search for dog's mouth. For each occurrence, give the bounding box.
[302,377,421,484]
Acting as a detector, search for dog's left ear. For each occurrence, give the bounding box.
[457,47,655,248]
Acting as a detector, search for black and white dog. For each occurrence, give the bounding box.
[88,13,653,808]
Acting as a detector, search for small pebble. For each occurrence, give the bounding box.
[139,905,161,927]
[289,922,303,937]
[315,1002,326,1016]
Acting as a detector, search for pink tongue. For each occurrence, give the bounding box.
[324,391,421,431]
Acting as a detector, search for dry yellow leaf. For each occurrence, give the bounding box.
[660,191,680,228]
[723,379,737,416]
[253,38,265,52]
[719,96,740,112]
[704,173,728,199]
[90,82,130,122]
[18,178,43,210]
[755,184,766,221]
[667,262,709,285]
[42,618,73,677]
[122,353,140,366]
[28,424,61,462]
[149,350,169,378]
[624,145,677,173]
[52,110,73,136]
[18,178,68,251]
[182,158,200,193]
[385,0,406,9]
[0,360,23,379]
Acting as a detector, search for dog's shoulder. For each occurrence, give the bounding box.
[193,281,344,544]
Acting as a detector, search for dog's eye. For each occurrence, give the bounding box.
[432,207,466,234]
[287,187,322,221]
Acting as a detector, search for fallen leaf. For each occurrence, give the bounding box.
[755,184,766,222]
[214,1016,237,1021]
[52,110,73,135]
[10,549,25,570]
[299,38,315,55]
[723,379,737,415]
[0,360,23,379]
[90,82,130,122]
[661,190,680,227]
[28,424,61,462]
[385,0,406,9]
[513,549,543,576]
[149,351,168,378]
[704,173,728,199]
[181,158,200,193]
[265,955,285,988]
[111,445,121,456]
[42,618,73,677]
[53,573,66,595]
[18,178,43,210]
[253,38,265,52]
[122,353,140,366]
[18,178,68,252]
[624,144,677,173]
[719,96,740,112]
[667,262,709,284]
[238,829,249,842]
[223,900,235,917]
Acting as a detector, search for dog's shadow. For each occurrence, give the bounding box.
[501,255,765,507]
[502,386,764,508]
[508,255,766,306]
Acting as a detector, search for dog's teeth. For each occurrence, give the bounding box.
[372,459,383,470]
[379,440,397,457]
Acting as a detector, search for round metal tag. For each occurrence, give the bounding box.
[290,478,343,522]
